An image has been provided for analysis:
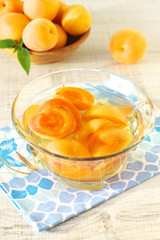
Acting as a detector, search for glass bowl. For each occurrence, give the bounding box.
[12,69,155,190]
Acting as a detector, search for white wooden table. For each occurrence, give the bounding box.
[0,0,160,239]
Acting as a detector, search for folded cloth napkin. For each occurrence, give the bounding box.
[0,109,160,232]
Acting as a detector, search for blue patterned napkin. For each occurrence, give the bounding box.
[0,110,160,232]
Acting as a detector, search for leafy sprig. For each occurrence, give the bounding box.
[0,38,31,75]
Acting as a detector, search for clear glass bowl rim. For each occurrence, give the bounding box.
[11,68,155,162]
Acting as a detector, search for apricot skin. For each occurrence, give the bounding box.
[22,104,39,129]
[0,12,30,41]
[82,105,127,127]
[88,128,133,157]
[23,0,59,21]
[76,118,122,147]
[0,0,23,16]
[62,4,92,35]
[56,86,95,111]
[110,28,147,64]
[22,18,58,51]
[54,1,68,24]
[46,139,91,158]
[54,24,67,49]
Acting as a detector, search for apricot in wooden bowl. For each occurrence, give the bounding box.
[1,25,90,65]
[28,28,90,65]
[0,1,92,65]
[1,27,90,64]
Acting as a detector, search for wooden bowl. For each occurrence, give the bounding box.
[2,29,90,65]
[29,29,90,64]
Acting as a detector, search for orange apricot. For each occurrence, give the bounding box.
[54,1,68,24]
[22,18,58,51]
[22,104,39,129]
[82,105,128,127]
[46,138,91,158]
[109,28,147,64]
[0,0,23,16]
[62,4,92,35]
[54,24,67,49]
[56,87,95,111]
[37,97,81,133]
[88,128,133,157]
[76,118,123,147]
[0,12,29,41]
[28,108,77,139]
[23,0,59,21]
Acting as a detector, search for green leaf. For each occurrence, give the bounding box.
[18,38,23,47]
[17,48,31,75]
[14,38,24,53]
[13,45,20,53]
[0,39,16,49]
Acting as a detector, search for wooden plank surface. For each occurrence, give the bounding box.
[0,0,160,239]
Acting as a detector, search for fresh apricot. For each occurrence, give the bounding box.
[62,4,92,35]
[54,1,68,24]
[0,0,23,16]
[0,12,29,41]
[109,28,147,64]
[56,87,95,111]
[88,128,133,157]
[22,18,58,51]
[37,97,81,134]
[82,105,127,127]
[54,24,67,49]
[22,104,39,129]
[76,118,123,147]
[23,0,59,21]
[46,138,91,158]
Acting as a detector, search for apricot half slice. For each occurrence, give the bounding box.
[45,139,91,179]
[28,107,77,139]
[82,105,128,127]
[76,118,122,147]
[46,138,91,158]
[37,97,81,133]
[56,87,95,111]
[22,104,39,129]
[88,128,133,157]
[46,160,90,179]
[119,105,134,116]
